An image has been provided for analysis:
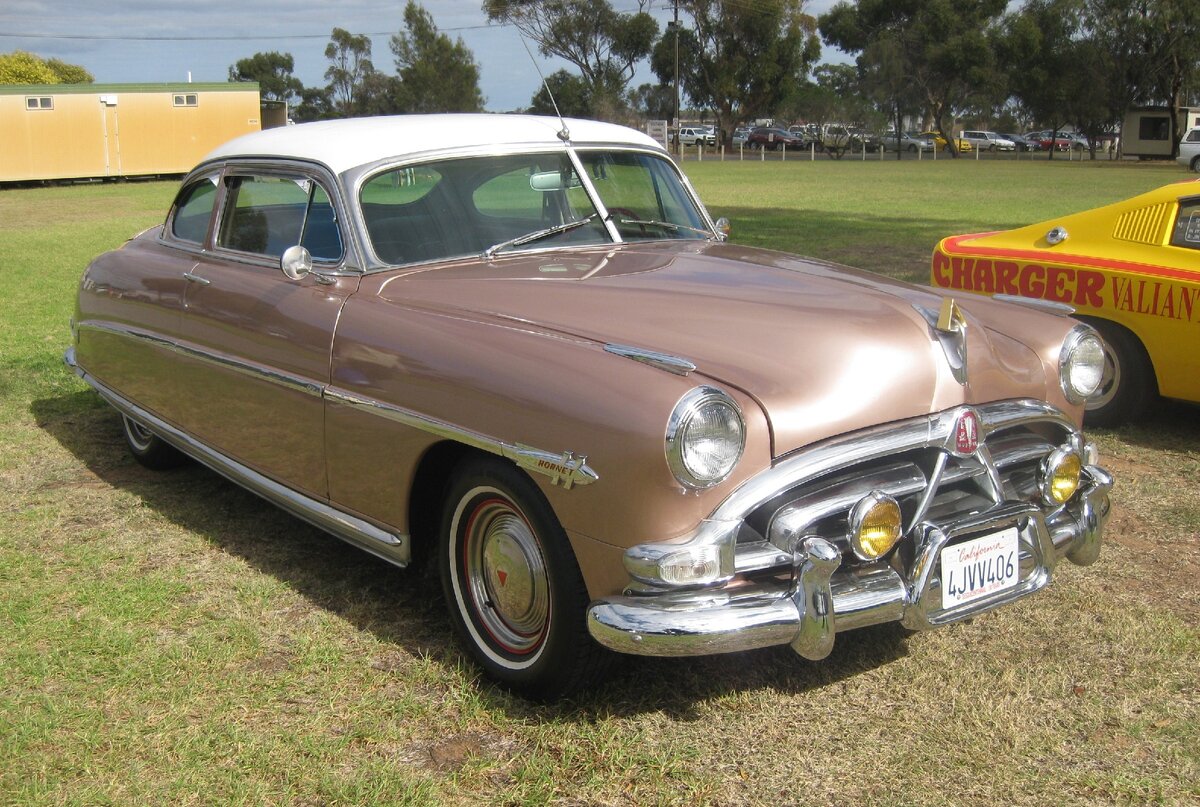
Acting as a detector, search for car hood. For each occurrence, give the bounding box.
[379,241,1062,457]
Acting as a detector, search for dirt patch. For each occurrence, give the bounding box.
[1104,501,1200,621]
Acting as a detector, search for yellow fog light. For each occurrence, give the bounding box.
[849,492,903,561]
[1041,447,1082,505]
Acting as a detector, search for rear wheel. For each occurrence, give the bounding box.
[1191,155,1200,172]
[439,457,608,699]
[1079,318,1156,426]
[121,415,186,470]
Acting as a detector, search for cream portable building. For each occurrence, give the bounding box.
[1,83,262,182]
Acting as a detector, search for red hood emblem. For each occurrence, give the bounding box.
[497,569,508,587]
[955,410,980,454]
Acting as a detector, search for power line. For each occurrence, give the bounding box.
[0,24,500,42]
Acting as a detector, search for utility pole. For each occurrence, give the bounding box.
[672,0,680,128]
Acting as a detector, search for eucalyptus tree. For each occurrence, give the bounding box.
[1081,0,1200,156]
[0,51,91,84]
[228,52,303,105]
[324,27,376,116]
[484,0,658,117]
[820,0,1007,156]
[652,0,821,146]
[391,1,485,113]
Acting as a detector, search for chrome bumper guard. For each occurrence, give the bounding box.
[587,467,1112,658]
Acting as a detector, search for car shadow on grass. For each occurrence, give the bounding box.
[1093,397,1200,451]
[33,390,913,717]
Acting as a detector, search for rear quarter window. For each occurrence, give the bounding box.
[1170,198,1200,250]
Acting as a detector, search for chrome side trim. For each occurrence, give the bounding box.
[603,343,697,376]
[324,387,598,488]
[77,322,324,398]
[65,350,410,566]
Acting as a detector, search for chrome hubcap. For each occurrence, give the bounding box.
[464,498,549,654]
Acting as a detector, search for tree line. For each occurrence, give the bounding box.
[4,0,1195,158]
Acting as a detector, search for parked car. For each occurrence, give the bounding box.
[932,180,1200,424]
[1024,130,1073,151]
[675,126,716,147]
[1178,127,1200,171]
[746,126,804,150]
[918,131,974,152]
[961,131,1016,151]
[732,127,750,147]
[69,114,1113,698]
[882,131,935,152]
[790,123,821,144]
[1000,133,1043,152]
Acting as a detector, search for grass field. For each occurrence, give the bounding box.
[2,160,1197,806]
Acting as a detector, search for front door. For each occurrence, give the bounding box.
[175,169,356,500]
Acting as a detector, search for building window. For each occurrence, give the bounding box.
[1138,116,1170,141]
[25,96,53,110]
[173,93,198,107]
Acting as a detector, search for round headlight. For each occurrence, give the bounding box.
[665,386,745,489]
[849,491,903,561]
[1060,326,1106,403]
[1041,446,1082,505]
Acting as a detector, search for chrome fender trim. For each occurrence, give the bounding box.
[65,349,411,566]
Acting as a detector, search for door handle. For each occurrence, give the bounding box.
[183,271,211,286]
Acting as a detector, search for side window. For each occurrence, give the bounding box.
[170,176,219,244]
[216,174,343,261]
[361,167,445,264]
[1170,199,1200,251]
[1186,130,1200,143]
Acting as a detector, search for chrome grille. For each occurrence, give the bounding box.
[733,403,1072,575]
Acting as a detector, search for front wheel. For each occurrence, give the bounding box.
[121,414,186,470]
[439,457,608,699]
[1080,318,1156,426]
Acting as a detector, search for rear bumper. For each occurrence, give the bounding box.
[587,466,1112,659]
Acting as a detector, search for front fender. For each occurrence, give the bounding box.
[324,293,772,560]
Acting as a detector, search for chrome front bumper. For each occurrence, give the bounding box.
[587,466,1112,659]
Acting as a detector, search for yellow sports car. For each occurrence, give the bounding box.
[918,131,974,153]
[931,180,1200,424]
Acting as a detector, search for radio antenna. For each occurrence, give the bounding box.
[519,34,570,142]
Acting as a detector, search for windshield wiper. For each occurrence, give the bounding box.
[482,214,599,259]
[610,216,715,239]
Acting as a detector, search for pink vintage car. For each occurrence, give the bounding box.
[67,115,1113,698]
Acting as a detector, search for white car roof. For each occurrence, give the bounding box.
[202,114,663,175]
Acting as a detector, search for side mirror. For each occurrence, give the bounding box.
[280,245,312,280]
[714,217,731,241]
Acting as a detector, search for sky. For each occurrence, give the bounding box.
[2,0,840,112]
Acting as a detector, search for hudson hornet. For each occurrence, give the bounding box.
[68,115,1114,698]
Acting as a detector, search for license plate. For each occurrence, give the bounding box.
[941,527,1020,608]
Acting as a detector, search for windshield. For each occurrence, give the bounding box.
[576,151,710,242]
[360,149,709,265]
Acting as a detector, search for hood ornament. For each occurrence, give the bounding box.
[915,297,969,386]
